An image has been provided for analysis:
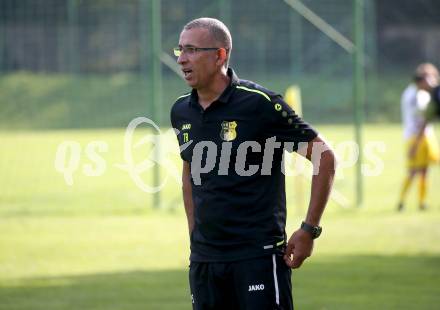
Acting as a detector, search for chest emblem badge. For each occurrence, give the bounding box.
[220,121,237,141]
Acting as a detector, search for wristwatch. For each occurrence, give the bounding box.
[300,221,322,239]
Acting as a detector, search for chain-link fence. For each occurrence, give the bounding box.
[2,0,439,129]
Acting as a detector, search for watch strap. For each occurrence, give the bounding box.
[300,221,322,239]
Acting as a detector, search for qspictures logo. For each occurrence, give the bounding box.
[54,117,386,196]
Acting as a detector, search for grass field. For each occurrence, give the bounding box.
[0,72,408,129]
[1,124,440,309]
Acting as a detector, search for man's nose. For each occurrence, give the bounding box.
[177,53,187,64]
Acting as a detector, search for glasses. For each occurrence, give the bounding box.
[173,46,221,57]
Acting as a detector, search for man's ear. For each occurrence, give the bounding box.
[217,48,227,66]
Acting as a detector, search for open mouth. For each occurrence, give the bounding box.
[182,69,193,78]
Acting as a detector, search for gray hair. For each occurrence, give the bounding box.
[183,17,232,68]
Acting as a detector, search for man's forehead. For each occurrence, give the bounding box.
[179,27,214,46]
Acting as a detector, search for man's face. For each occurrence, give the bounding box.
[417,75,436,91]
[416,71,438,91]
[177,28,220,89]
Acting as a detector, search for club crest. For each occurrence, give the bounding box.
[220,121,237,141]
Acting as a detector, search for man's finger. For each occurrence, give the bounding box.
[291,254,307,269]
[284,255,294,268]
[284,243,294,257]
[283,243,295,267]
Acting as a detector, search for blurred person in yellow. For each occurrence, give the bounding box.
[398,63,440,211]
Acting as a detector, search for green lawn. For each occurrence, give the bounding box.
[1,125,440,309]
[0,72,407,129]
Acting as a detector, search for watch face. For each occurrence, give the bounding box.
[313,227,322,238]
[301,222,322,239]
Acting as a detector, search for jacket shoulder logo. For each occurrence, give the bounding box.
[181,123,191,130]
[220,121,237,141]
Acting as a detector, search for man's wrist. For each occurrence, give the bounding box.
[300,221,322,239]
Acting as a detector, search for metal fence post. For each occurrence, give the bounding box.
[150,0,163,209]
[353,0,365,207]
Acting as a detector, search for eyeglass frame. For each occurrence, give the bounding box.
[173,46,228,57]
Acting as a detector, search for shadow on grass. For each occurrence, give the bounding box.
[0,269,190,310]
[1,255,439,310]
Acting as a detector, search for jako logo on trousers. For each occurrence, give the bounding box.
[248,284,265,291]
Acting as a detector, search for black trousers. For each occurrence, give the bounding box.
[189,254,293,310]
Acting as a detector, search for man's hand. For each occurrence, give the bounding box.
[283,229,314,269]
